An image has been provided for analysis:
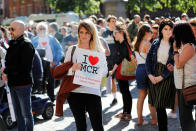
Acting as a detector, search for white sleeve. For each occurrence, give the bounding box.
[64,46,75,75]
[102,55,108,77]
[0,47,6,68]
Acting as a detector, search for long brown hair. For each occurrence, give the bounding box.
[134,24,152,52]
[115,25,131,45]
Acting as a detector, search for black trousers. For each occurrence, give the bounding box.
[47,71,55,102]
[117,79,132,114]
[156,108,168,131]
[0,115,6,131]
[67,92,104,131]
[177,89,196,131]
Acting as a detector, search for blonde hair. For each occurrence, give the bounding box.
[78,19,104,52]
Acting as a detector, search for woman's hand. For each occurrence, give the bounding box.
[167,63,174,72]
[148,74,157,85]
[72,63,81,72]
[109,71,113,76]
[2,74,7,82]
[51,61,57,68]
[154,76,163,83]
[1,68,7,82]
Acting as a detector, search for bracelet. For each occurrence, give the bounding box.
[173,51,179,55]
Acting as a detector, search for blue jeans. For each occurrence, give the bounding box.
[10,86,34,131]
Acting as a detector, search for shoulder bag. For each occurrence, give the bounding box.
[181,67,196,105]
[116,42,137,80]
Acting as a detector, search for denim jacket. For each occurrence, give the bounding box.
[145,39,174,79]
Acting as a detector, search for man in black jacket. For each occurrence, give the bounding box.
[2,20,35,131]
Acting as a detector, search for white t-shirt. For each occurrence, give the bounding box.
[157,41,170,65]
[64,45,108,96]
[37,36,53,62]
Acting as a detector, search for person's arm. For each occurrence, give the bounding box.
[146,43,157,84]
[146,43,155,75]
[110,43,129,75]
[174,43,195,69]
[143,42,151,55]
[64,46,81,75]
[53,38,64,65]
[18,42,35,74]
[109,64,118,76]
[100,37,110,56]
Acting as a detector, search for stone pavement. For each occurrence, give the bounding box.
[9,80,184,131]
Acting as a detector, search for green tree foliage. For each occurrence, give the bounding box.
[127,0,196,14]
[45,0,100,16]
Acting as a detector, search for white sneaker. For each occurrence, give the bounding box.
[167,112,177,119]
[137,120,149,126]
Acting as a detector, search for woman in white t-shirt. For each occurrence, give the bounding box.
[65,19,107,131]
[173,22,196,131]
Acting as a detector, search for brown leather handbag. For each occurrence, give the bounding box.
[181,67,196,105]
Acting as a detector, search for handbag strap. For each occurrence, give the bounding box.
[71,46,76,63]
[182,67,184,89]
[124,42,132,60]
[139,53,145,60]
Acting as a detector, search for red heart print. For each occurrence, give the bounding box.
[42,42,47,46]
[88,56,99,66]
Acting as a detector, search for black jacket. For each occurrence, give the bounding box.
[4,35,35,87]
[115,40,131,65]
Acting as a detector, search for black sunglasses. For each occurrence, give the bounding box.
[39,28,46,31]
[8,27,15,31]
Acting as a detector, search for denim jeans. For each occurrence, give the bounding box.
[10,86,34,131]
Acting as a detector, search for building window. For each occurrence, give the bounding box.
[0,9,3,15]
[27,5,32,15]
[20,7,24,16]
[12,9,17,17]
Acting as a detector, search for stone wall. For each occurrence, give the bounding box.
[103,0,127,18]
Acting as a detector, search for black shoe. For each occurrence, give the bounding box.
[110,98,117,107]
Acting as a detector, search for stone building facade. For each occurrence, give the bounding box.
[103,0,127,18]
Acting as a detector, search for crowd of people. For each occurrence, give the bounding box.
[0,12,196,131]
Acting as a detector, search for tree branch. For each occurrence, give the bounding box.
[157,0,165,8]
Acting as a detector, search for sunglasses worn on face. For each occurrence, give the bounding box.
[39,28,46,31]
[9,27,15,31]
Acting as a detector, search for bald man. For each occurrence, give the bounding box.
[2,20,35,131]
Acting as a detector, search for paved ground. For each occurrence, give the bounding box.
[9,80,186,131]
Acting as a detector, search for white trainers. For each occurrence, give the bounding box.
[167,112,177,119]
[137,120,149,126]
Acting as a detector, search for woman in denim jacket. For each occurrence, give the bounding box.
[145,19,176,131]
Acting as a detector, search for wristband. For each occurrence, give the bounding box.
[173,51,179,55]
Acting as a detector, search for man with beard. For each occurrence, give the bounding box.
[31,22,63,102]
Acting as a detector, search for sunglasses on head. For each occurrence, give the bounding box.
[8,27,15,31]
